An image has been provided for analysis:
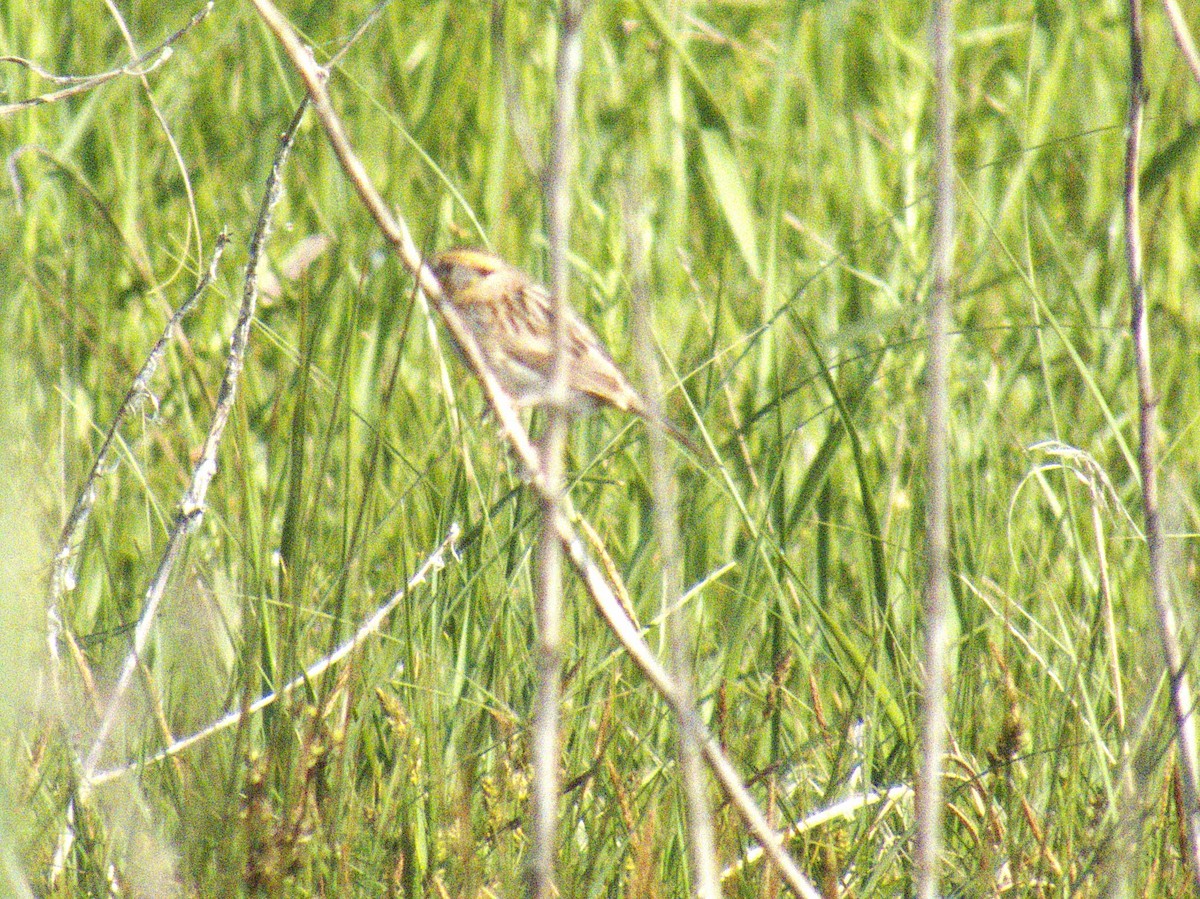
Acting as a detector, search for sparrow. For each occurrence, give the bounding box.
[430,248,698,453]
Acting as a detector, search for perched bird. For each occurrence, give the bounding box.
[430,248,698,452]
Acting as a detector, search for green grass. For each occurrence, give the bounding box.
[3,0,1200,895]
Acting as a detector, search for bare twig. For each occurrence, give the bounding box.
[46,229,228,740]
[51,102,302,886]
[248,0,540,479]
[328,0,392,68]
[0,1,213,118]
[48,232,228,643]
[1125,0,1200,886]
[915,1,955,897]
[248,0,430,288]
[719,785,912,884]
[626,193,721,898]
[445,294,819,894]
[76,97,305,795]
[559,505,821,899]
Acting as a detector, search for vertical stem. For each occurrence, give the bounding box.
[530,2,584,896]
[626,198,721,898]
[1125,0,1200,886]
[654,6,722,887]
[916,1,954,897]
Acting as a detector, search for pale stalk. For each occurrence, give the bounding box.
[1124,0,1200,885]
[626,195,721,898]
[916,1,954,896]
[530,1,585,895]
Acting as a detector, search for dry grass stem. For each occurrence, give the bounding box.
[529,1,585,893]
[1161,0,1200,88]
[915,1,955,896]
[1124,0,1200,885]
[626,193,721,897]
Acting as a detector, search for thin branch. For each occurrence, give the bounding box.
[719,785,912,885]
[247,0,540,481]
[916,0,955,896]
[76,98,305,795]
[46,229,228,748]
[0,1,213,118]
[248,0,430,289]
[48,232,228,641]
[1162,0,1200,89]
[50,104,303,884]
[328,0,392,68]
[1125,0,1200,886]
[444,286,822,896]
[558,504,822,899]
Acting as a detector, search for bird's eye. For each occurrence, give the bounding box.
[446,264,478,292]
[433,261,465,290]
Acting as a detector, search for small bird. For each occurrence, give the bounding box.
[430,248,698,453]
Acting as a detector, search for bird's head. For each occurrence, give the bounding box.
[431,248,507,297]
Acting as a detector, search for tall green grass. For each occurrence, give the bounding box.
[3,0,1199,894]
